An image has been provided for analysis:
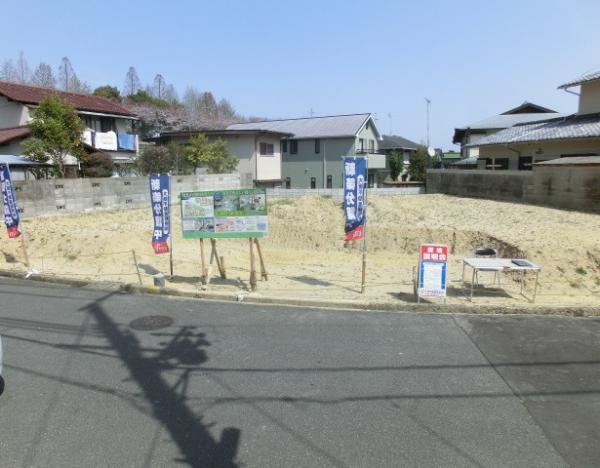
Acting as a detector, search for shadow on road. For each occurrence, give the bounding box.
[79,293,241,468]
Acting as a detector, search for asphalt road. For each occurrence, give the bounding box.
[0,278,598,468]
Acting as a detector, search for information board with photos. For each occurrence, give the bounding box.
[180,188,268,238]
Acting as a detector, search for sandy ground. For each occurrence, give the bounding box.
[1,194,599,307]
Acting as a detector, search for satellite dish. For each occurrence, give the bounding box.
[427,147,436,157]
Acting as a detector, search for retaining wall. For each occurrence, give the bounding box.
[14,174,240,218]
[427,167,600,212]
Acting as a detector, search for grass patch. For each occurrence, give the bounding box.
[575,267,588,275]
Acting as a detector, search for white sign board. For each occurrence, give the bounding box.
[417,243,448,299]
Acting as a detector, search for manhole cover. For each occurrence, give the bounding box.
[129,315,174,331]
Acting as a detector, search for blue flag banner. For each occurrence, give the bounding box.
[149,174,170,254]
[343,156,366,241]
[0,164,21,238]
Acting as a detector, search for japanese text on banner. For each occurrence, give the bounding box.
[343,157,366,241]
[0,164,21,238]
[149,174,170,254]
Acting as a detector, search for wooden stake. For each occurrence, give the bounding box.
[131,249,143,285]
[199,238,207,284]
[20,230,31,271]
[211,238,227,279]
[249,237,257,291]
[254,238,268,280]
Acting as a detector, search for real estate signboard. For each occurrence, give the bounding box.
[417,243,448,299]
[180,188,268,239]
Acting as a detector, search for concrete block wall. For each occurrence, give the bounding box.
[13,174,240,218]
[267,186,425,200]
[426,167,600,213]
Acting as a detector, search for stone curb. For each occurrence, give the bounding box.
[1,269,599,317]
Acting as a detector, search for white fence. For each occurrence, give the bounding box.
[266,186,425,199]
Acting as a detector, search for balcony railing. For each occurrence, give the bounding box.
[82,130,138,152]
[356,147,377,155]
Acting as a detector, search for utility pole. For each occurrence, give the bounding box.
[424,98,431,147]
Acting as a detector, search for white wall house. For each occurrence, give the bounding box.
[0,81,138,177]
[151,129,291,188]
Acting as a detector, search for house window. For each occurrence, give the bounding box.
[358,138,365,153]
[310,177,316,189]
[518,156,533,171]
[285,177,291,189]
[259,142,274,155]
[369,139,375,152]
[282,140,288,153]
[100,117,116,133]
[326,175,332,188]
[315,138,320,154]
[290,140,298,154]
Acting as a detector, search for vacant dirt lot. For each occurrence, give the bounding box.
[1,194,599,307]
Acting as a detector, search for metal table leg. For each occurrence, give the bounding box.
[470,267,476,301]
[532,270,540,303]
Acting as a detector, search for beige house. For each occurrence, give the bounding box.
[151,129,291,188]
[0,81,138,177]
[471,70,600,170]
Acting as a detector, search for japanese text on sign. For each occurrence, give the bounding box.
[180,188,268,239]
[417,243,449,298]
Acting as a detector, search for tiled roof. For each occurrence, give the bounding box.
[500,102,557,115]
[0,126,31,145]
[468,114,600,147]
[457,112,567,131]
[379,134,419,150]
[227,113,376,139]
[0,81,136,117]
[558,70,600,89]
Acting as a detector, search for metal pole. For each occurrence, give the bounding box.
[425,98,431,148]
[168,174,174,278]
[361,156,368,294]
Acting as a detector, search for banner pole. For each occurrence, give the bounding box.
[168,174,174,278]
[361,156,368,294]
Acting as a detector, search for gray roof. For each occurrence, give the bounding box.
[457,112,567,131]
[558,70,600,89]
[469,114,600,147]
[379,134,419,150]
[0,154,47,166]
[227,113,378,139]
[451,156,478,166]
[535,155,600,166]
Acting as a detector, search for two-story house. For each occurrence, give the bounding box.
[0,81,138,177]
[227,113,384,188]
[150,128,292,188]
[470,70,600,170]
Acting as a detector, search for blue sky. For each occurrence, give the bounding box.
[2,0,600,149]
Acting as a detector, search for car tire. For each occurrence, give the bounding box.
[0,376,4,396]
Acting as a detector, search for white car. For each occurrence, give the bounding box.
[0,334,4,395]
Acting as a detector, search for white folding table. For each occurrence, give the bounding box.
[462,258,541,302]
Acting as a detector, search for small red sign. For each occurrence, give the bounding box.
[152,241,170,255]
[419,244,448,263]
[345,226,364,241]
